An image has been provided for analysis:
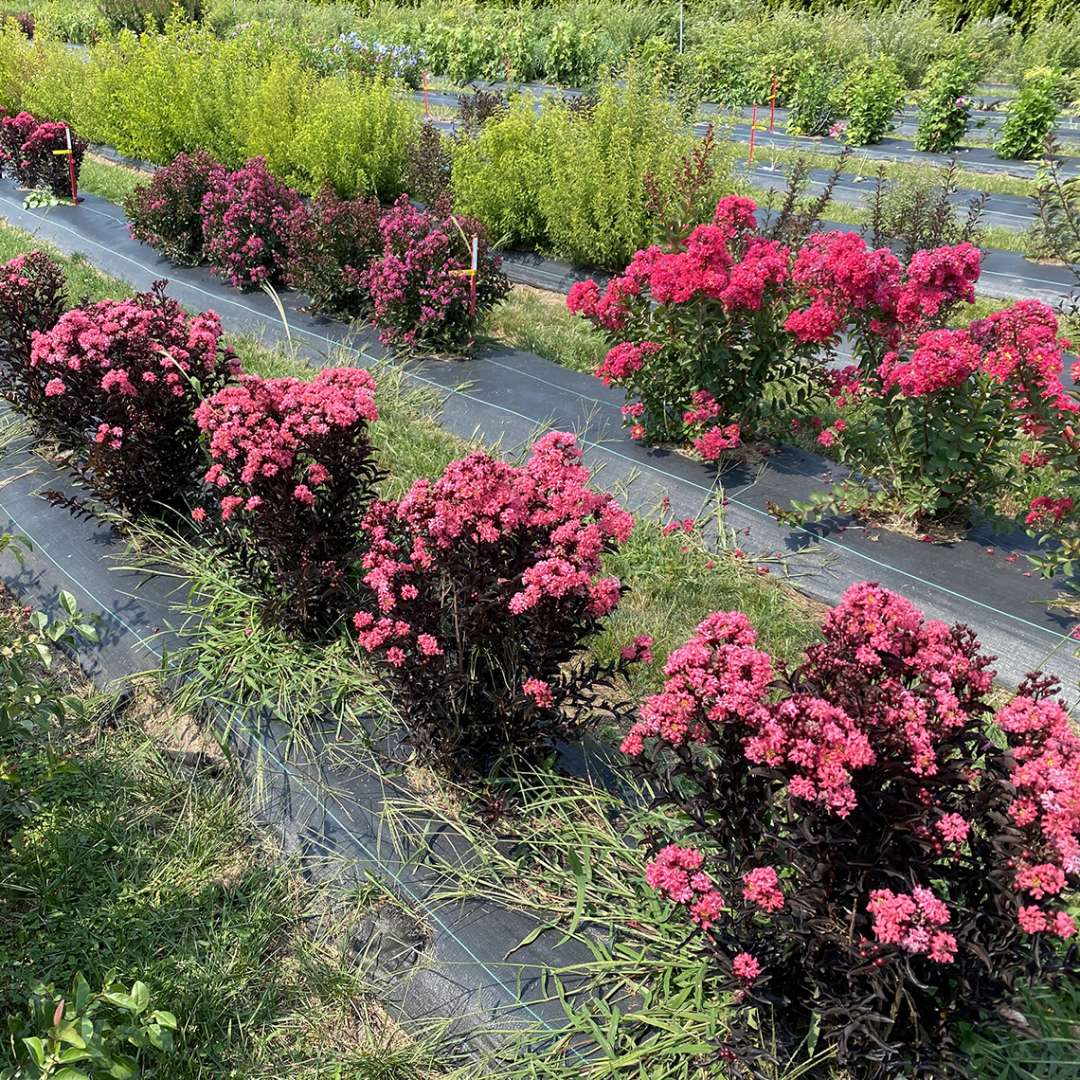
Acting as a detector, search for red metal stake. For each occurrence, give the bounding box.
[769,75,777,132]
[748,104,758,165]
[66,127,78,202]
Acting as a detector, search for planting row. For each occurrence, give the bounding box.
[566,193,1080,582]
[1,246,1079,1080]
[36,0,1078,102]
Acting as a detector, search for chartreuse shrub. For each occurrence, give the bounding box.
[996,66,1062,161]
[449,96,550,251]
[352,431,647,774]
[625,581,1080,1078]
[842,55,905,146]
[25,282,239,515]
[914,51,980,153]
[568,195,826,457]
[194,367,382,634]
[79,16,265,166]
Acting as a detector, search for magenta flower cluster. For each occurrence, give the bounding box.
[0,111,85,196]
[625,581,1080,1073]
[359,195,508,352]
[199,157,303,290]
[25,283,238,513]
[0,250,66,411]
[352,431,643,769]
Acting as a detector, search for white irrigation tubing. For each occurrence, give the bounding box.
[1,192,1077,656]
[0,488,578,1045]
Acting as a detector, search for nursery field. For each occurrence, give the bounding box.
[0,3,1079,1080]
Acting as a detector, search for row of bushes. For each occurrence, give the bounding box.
[568,192,1079,575]
[1,251,1078,1080]
[0,21,739,271]
[123,149,507,351]
[195,0,1080,96]
[0,249,643,771]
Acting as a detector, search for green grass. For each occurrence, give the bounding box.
[0,650,440,1079]
[79,152,147,205]
[481,286,606,377]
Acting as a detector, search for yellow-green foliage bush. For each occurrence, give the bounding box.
[449,96,550,250]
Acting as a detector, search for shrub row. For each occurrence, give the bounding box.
[568,194,1079,557]
[203,0,1080,99]
[124,151,507,351]
[0,249,639,772]
[0,251,1076,1080]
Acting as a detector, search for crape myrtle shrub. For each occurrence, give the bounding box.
[361,196,508,354]
[996,65,1062,162]
[28,283,239,515]
[199,157,302,290]
[0,111,85,196]
[352,432,651,774]
[194,368,382,634]
[913,51,981,154]
[566,195,828,458]
[124,150,220,266]
[285,184,383,319]
[625,583,1080,1078]
[0,250,66,414]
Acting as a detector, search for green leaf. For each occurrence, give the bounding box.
[129,982,150,1015]
[22,1038,46,1067]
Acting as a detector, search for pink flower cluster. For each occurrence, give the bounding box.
[29,293,233,422]
[354,431,633,666]
[0,111,86,196]
[194,367,379,521]
[995,692,1080,939]
[199,157,302,289]
[785,233,980,348]
[645,844,726,930]
[867,887,957,963]
[742,866,784,912]
[360,196,507,351]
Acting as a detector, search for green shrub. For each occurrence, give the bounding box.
[843,56,904,146]
[538,72,728,270]
[79,18,265,165]
[96,0,201,33]
[28,0,108,45]
[996,66,1061,161]
[287,73,416,199]
[450,96,549,250]
[542,18,610,88]
[913,51,980,153]
[786,54,843,137]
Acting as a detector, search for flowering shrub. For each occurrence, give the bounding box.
[567,195,826,456]
[786,55,843,137]
[124,150,220,266]
[914,52,979,153]
[361,196,508,354]
[199,157,303,290]
[796,298,1077,523]
[28,284,239,514]
[285,184,383,319]
[0,112,85,196]
[626,583,1080,1077]
[352,432,644,773]
[0,250,65,415]
[195,368,381,633]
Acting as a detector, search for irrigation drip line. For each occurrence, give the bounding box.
[0,182,1075,699]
